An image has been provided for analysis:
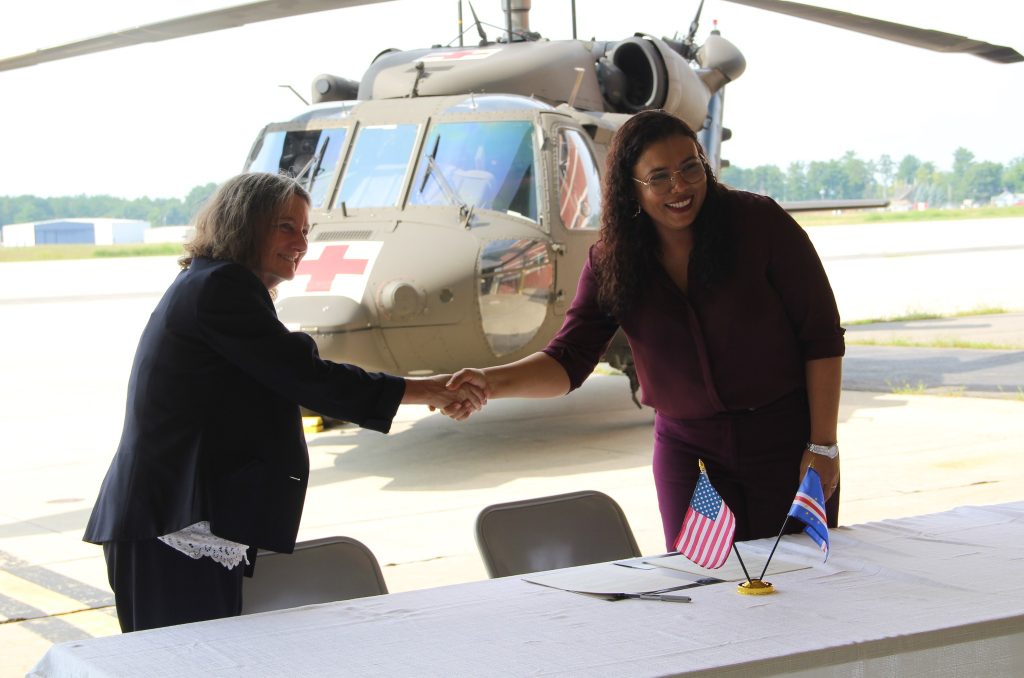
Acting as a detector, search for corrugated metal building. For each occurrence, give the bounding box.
[1,218,149,246]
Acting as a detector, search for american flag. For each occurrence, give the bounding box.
[674,471,736,569]
[788,468,830,561]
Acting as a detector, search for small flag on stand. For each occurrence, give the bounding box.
[787,467,830,560]
[674,466,736,569]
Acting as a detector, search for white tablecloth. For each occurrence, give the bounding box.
[30,501,1024,677]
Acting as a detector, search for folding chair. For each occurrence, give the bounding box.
[241,536,387,614]
[475,490,642,578]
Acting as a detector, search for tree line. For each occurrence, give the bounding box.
[722,148,1022,206]
[0,183,218,228]
[3,147,1023,227]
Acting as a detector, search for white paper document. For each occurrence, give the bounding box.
[522,552,810,596]
[523,559,719,596]
[645,551,810,581]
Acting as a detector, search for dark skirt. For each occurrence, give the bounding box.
[103,538,244,632]
[652,389,840,550]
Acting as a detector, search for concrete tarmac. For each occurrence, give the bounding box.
[2,217,1024,676]
[845,312,1024,397]
[3,377,1024,676]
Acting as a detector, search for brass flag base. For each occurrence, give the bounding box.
[737,579,775,595]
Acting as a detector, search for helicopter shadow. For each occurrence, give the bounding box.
[307,373,656,492]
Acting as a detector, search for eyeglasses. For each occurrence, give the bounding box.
[632,161,706,195]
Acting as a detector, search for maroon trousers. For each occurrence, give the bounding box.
[652,389,840,550]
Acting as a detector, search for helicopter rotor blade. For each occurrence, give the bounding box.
[723,0,1023,64]
[0,0,397,72]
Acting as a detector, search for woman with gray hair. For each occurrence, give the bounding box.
[84,172,482,632]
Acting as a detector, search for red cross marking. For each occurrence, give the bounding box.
[296,245,370,292]
[439,50,481,60]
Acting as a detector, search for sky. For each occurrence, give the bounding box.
[0,0,1021,200]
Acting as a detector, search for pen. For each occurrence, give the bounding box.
[616,593,692,603]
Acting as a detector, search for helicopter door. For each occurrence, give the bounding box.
[553,127,603,232]
[544,120,604,315]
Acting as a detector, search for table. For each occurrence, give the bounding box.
[30,501,1024,677]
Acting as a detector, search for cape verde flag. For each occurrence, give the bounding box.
[788,468,830,560]
[674,472,736,569]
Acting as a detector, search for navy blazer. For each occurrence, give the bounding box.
[83,257,405,553]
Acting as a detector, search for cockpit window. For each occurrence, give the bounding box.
[557,129,602,230]
[478,238,553,356]
[245,129,287,174]
[409,121,539,222]
[244,127,348,209]
[335,124,418,209]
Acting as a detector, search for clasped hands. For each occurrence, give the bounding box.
[416,369,490,421]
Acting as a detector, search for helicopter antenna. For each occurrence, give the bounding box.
[410,61,426,98]
[458,1,464,47]
[682,0,705,58]
[278,84,309,106]
[467,1,489,46]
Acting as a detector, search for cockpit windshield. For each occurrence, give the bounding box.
[409,121,539,222]
[244,127,347,208]
[335,124,418,210]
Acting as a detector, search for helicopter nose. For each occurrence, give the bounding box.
[276,294,369,332]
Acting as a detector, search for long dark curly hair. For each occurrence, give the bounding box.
[595,110,731,318]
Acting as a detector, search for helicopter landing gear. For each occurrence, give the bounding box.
[623,363,642,409]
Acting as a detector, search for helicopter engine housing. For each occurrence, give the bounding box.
[357,41,606,111]
[311,73,361,104]
[597,35,710,131]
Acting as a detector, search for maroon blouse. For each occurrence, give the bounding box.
[542,190,845,420]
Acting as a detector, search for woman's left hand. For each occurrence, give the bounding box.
[800,448,839,501]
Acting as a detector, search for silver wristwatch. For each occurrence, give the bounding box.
[807,442,839,459]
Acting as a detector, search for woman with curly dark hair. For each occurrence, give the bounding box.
[448,110,844,549]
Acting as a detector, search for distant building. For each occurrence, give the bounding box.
[0,218,149,247]
[143,225,194,244]
[990,191,1024,208]
[887,184,929,212]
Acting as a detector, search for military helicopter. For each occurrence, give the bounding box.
[3,0,1020,406]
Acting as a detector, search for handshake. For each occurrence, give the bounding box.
[403,369,489,421]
